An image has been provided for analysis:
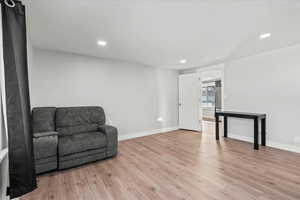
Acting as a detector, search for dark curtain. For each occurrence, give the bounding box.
[1,0,37,198]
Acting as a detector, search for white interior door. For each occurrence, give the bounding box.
[179,73,201,131]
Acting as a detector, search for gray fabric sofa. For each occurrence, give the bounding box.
[32,106,118,174]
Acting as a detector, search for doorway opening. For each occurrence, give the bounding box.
[198,65,224,134]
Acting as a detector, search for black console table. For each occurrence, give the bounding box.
[215,111,266,150]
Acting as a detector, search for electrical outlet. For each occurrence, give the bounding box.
[294,137,300,144]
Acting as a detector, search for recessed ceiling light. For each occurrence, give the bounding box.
[157,117,164,122]
[259,33,271,39]
[97,40,107,46]
[180,59,187,64]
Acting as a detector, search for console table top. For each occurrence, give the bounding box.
[215,110,266,119]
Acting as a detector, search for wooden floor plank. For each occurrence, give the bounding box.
[21,123,300,200]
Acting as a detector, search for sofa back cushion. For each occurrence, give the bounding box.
[32,107,56,133]
[56,106,105,136]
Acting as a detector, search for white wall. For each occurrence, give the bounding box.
[30,49,178,138]
[27,40,34,98]
[224,44,300,152]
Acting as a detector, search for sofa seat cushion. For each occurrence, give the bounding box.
[59,132,107,156]
[33,135,58,160]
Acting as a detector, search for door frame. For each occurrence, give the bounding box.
[197,64,225,121]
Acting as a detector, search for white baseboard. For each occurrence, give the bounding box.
[228,134,253,143]
[119,126,179,141]
[119,128,300,154]
[228,134,300,154]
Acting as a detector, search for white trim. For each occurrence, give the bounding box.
[119,126,179,141]
[228,134,300,154]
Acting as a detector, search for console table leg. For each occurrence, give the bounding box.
[215,116,219,140]
[261,118,266,146]
[224,116,228,138]
[254,117,259,150]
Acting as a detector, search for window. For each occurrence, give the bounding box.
[201,86,215,107]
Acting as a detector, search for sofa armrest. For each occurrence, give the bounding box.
[98,125,118,147]
[33,131,58,139]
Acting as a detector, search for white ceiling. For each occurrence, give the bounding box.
[24,0,300,69]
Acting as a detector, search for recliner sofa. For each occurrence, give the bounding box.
[32,106,118,174]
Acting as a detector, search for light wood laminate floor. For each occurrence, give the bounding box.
[22,124,300,200]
